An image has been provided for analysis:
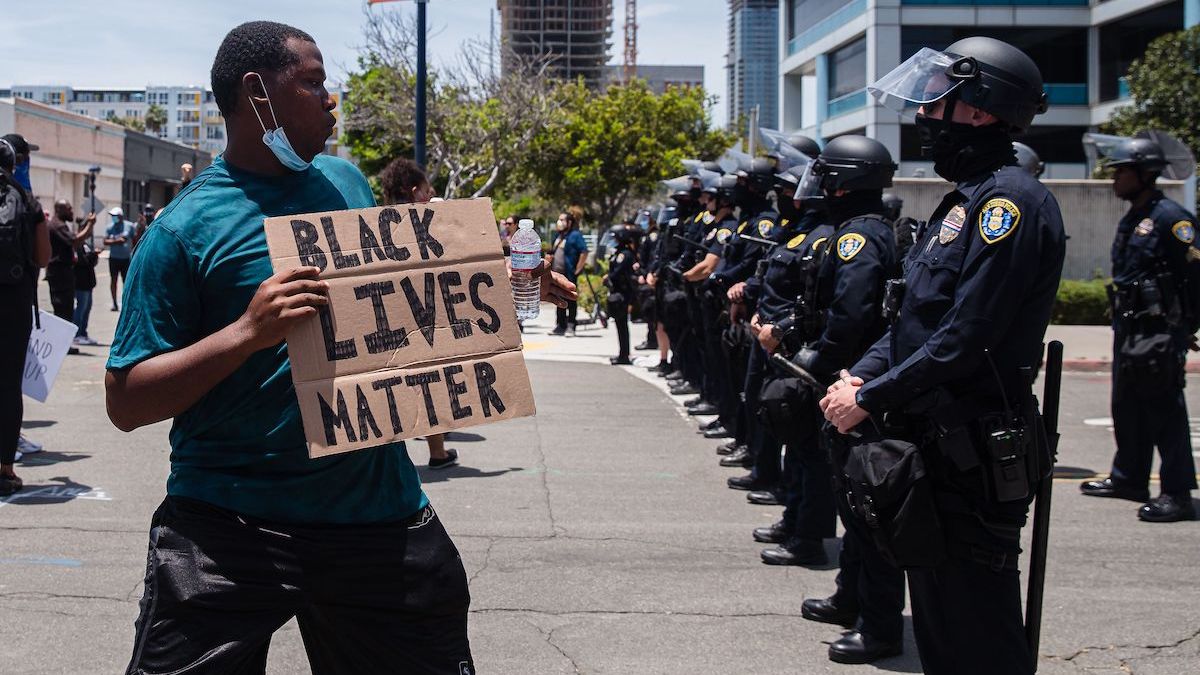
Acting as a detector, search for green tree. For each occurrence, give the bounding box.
[525,80,736,227]
[1104,26,1200,208]
[144,104,167,134]
[106,113,145,132]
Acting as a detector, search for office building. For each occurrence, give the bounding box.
[728,0,780,129]
[778,0,1196,177]
[497,0,613,88]
[602,64,706,93]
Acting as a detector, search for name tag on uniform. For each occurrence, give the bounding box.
[939,205,966,245]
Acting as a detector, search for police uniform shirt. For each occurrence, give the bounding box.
[854,165,1067,413]
[714,209,780,284]
[747,209,826,322]
[1111,191,1200,334]
[672,210,711,269]
[704,215,739,258]
[608,247,638,298]
[638,229,660,272]
[808,209,897,373]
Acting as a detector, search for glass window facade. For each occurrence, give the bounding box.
[828,37,867,101]
[1099,1,1183,101]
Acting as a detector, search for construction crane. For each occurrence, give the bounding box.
[623,0,637,83]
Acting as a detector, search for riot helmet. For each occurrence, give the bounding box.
[612,224,642,247]
[787,133,821,159]
[1084,131,1195,181]
[796,135,896,200]
[870,36,1047,132]
[737,157,777,194]
[1012,142,1045,177]
[881,192,903,221]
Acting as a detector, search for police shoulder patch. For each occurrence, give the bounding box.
[702,212,715,225]
[786,233,807,249]
[757,218,775,237]
[837,233,867,261]
[978,198,1021,245]
[717,228,734,245]
[616,252,626,263]
[1172,220,1195,244]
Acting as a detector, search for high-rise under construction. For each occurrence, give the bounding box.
[497,0,613,89]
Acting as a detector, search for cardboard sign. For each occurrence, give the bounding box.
[264,198,535,458]
[22,310,77,402]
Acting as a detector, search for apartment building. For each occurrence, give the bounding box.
[728,0,780,130]
[778,0,1196,177]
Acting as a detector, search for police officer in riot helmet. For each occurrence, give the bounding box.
[606,223,642,365]
[787,132,822,160]
[882,192,920,261]
[1012,141,1044,178]
[1080,135,1199,522]
[821,37,1066,675]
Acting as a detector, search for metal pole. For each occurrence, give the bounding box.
[1026,340,1063,671]
[415,0,428,168]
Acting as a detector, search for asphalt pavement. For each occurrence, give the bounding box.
[3,277,1199,674]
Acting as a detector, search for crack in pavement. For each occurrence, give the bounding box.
[518,616,581,674]
[528,413,563,538]
[0,591,132,604]
[1043,624,1200,670]
[468,537,497,584]
[453,532,764,556]
[0,525,142,534]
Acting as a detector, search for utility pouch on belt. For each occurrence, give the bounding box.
[976,415,1032,504]
[831,430,946,569]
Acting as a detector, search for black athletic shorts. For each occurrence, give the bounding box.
[109,256,130,280]
[126,496,474,675]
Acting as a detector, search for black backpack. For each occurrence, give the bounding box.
[0,172,33,286]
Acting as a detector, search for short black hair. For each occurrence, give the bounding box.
[379,158,429,205]
[211,21,315,117]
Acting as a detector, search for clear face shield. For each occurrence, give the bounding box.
[1083,131,1195,180]
[794,160,826,201]
[868,48,970,117]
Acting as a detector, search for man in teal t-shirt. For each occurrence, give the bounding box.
[106,22,474,674]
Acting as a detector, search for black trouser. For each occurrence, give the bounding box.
[744,344,780,484]
[127,497,473,675]
[832,499,906,643]
[1110,345,1197,494]
[608,293,630,358]
[683,284,706,391]
[638,284,657,348]
[45,265,74,323]
[0,284,33,466]
[700,292,729,411]
[555,300,578,331]
[780,407,835,541]
[724,325,752,445]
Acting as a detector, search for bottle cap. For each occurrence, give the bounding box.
[518,218,534,229]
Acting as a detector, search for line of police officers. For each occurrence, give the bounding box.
[599,35,1197,674]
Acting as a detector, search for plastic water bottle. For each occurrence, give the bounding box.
[510,218,542,320]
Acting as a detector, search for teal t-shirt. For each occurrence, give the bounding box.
[107,155,428,524]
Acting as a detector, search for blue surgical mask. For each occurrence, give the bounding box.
[13,160,31,190]
[248,75,311,172]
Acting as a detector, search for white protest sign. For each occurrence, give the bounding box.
[264,198,536,458]
[22,310,77,402]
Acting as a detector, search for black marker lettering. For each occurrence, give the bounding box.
[438,271,472,339]
[358,214,386,265]
[400,273,438,346]
[443,364,472,420]
[318,306,357,361]
[290,219,327,271]
[322,215,361,269]
[408,207,444,260]
[354,280,409,353]
[317,388,357,446]
[474,361,506,417]
[354,384,382,440]
[377,207,411,261]
[372,376,406,434]
[469,272,501,334]
[405,370,442,426]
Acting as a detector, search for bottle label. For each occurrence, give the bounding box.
[510,251,541,270]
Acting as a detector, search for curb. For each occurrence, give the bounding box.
[1062,359,1200,373]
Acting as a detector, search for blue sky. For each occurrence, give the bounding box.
[4,0,730,124]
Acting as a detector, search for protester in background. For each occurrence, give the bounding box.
[378,156,459,470]
[103,206,136,311]
[46,200,94,329]
[180,162,194,190]
[72,232,100,346]
[1,137,51,495]
[499,215,518,255]
[549,210,587,336]
[132,202,155,252]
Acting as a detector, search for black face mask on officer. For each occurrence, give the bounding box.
[914,102,1013,183]
[778,191,801,221]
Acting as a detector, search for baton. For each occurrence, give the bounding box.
[670,233,712,252]
[769,353,863,439]
[737,234,777,248]
[1025,340,1062,671]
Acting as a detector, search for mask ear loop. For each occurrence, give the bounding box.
[246,73,281,133]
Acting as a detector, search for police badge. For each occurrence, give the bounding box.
[978,198,1021,244]
[940,205,966,245]
[1134,218,1154,237]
